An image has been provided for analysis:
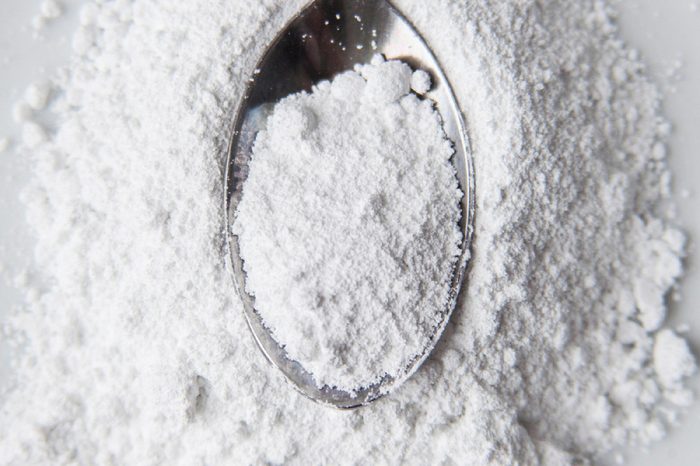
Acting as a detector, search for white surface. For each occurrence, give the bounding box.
[0,1,697,464]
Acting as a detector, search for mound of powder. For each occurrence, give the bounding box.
[233,56,462,392]
[0,0,696,465]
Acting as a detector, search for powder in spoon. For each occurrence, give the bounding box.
[232,56,463,391]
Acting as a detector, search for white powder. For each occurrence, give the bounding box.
[410,69,431,95]
[11,101,32,123]
[0,137,9,154]
[0,0,696,465]
[24,81,53,111]
[32,0,64,30]
[41,0,63,18]
[233,57,462,391]
[21,121,47,149]
[654,330,697,390]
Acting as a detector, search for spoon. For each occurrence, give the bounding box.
[224,0,474,408]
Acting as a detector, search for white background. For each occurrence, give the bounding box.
[0,1,698,464]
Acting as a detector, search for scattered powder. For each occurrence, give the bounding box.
[24,81,52,111]
[677,323,691,334]
[40,0,63,19]
[0,137,9,154]
[233,57,462,391]
[0,0,696,465]
[11,101,32,123]
[32,0,64,30]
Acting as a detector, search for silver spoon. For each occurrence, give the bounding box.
[224,0,474,409]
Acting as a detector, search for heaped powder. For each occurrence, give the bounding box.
[233,56,462,392]
[0,0,696,465]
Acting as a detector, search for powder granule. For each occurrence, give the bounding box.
[32,0,64,30]
[233,57,462,391]
[410,69,432,95]
[11,101,33,123]
[40,0,63,19]
[0,137,9,154]
[24,81,53,111]
[0,0,696,464]
[654,329,697,390]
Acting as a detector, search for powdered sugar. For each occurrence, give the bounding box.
[0,0,696,464]
[233,57,461,391]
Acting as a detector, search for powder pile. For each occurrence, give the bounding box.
[0,0,696,465]
[233,56,462,392]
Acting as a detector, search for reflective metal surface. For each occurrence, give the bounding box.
[225,0,474,409]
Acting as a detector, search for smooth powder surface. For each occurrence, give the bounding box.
[0,0,697,465]
[233,56,462,392]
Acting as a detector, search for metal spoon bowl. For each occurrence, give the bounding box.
[225,0,474,408]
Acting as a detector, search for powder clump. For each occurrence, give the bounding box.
[233,57,462,391]
[24,81,53,111]
[410,69,432,95]
[0,137,9,154]
[654,329,697,392]
[32,0,64,30]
